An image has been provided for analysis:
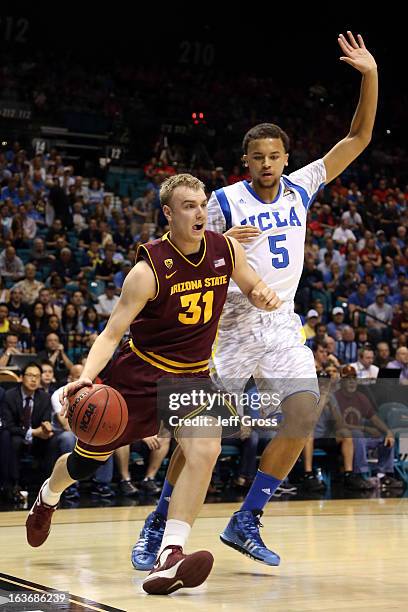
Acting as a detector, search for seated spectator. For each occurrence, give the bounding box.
[366,290,393,344]
[113,260,132,290]
[350,346,379,381]
[318,204,336,232]
[313,342,339,376]
[96,283,120,319]
[336,326,358,364]
[99,220,114,248]
[0,303,10,335]
[81,239,103,272]
[0,274,10,304]
[387,347,408,382]
[333,365,403,489]
[40,360,58,395]
[37,332,73,383]
[380,262,399,294]
[375,341,391,368]
[391,283,408,309]
[12,263,44,306]
[341,202,363,235]
[327,307,347,340]
[7,287,29,324]
[1,362,53,500]
[70,290,87,317]
[78,218,102,249]
[72,201,88,232]
[45,218,65,249]
[392,299,408,340]
[302,400,367,490]
[28,300,49,351]
[94,245,120,282]
[113,218,133,253]
[359,236,382,268]
[314,323,328,345]
[381,236,402,265]
[38,287,62,319]
[133,435,171,495]
[88,178,105,205]
[317,251,334,278]
[0,203,13,240]
[302,309,319,340]
[53,247,83,284]
[28,237,56,266]
[0,245,25,281]
[44,314,62,336]
[78,306,104,337]
[363,273,378,303]
[355,327,370,350]
[17,203,37,240]
[348,282,371,314]
[319,237,343,266]
[333,219,356,246]
[0,332,25,367]
[132,188,156,230]
[61,303,80,335]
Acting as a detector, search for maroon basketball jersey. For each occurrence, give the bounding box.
[129,230,235,373]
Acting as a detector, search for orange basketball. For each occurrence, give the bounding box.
[67,384,128,446]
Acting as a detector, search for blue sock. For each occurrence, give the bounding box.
[156,479,173,518]
[240,470,282,512]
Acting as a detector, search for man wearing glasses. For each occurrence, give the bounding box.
[1,362,53,502]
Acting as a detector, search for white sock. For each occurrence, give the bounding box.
[159,519,191,559]
[41,478,62,506]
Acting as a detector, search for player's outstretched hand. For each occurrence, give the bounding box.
[59,377,93,417]
[338,31,376,74]
[250,285,282,311]
[225,225,261,244]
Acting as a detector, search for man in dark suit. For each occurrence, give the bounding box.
[2,362,53,499]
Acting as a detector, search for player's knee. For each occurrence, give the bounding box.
[66,451,111,481]
[187,438,221,467]
[282,393,319,436]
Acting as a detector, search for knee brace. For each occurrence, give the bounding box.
[67,450,110,481]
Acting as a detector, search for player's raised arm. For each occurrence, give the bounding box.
[229,236,282,311]
[60,261,156,408]
[323,31,378,183]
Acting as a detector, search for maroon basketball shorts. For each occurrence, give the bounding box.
[75,341,239,459]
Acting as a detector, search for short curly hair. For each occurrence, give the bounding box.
[242,123,290,153]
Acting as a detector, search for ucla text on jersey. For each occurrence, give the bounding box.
[207,160,326,302]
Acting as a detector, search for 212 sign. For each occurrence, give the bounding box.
[0,17,29,43]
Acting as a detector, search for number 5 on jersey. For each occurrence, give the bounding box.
[179,290,214,325]
[268,234,289,269]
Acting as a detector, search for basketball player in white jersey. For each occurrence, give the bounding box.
[132,31,378,569]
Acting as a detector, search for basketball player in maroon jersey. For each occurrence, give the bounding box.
[26,173,281,595]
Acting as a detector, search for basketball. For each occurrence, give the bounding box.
[67,384,128,446]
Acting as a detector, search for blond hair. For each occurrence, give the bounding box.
[160,173,205,207]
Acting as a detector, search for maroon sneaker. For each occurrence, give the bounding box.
[26,480,58,547]
[142,545,214,595]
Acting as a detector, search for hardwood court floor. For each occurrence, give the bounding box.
[1,499,408,611]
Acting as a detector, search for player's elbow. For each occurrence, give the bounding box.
[348,132,372,150]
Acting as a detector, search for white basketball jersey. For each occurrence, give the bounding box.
[207,159,326,302]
